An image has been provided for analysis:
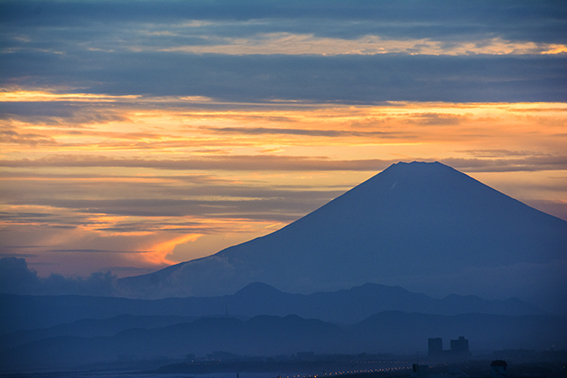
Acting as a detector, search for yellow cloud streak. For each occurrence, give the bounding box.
[149,34,567,56]
[2,99,566,163]
[0,90,214,103]
[541,45,567,55]
[0,91,141,102]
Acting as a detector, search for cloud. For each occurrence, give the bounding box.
[0,257,117,296]
[2,0,565,44]
[2,192,341,220]
[0,127,58,146]
[45,249,146,254]
[0,102,131,130]
[0,256,39,294]
[404,113,463,126]
[441,156,567,172]
[0,154,396,171]
[3,154,567,173]
[127,34,566,56]
[3,52,565,103]
[0,171,346,229]
[459,149,548,158]
[203,126,405,138]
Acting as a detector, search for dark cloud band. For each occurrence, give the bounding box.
[3,53,566,103]
[2,1,565,44]
[2,155,567,172]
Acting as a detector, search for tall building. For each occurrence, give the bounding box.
[427,336,470,361]
[450,336,469,354]
[450,336,470,359]
[428,337,443,357]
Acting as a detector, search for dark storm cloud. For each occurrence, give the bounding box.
[2,52,566,103]
[0,257,117,296]
[1,0,565,43]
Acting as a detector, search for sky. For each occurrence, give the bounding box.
[1,0,567,285]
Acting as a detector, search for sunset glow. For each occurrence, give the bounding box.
[2,93,566,276]
[1,0,566,279]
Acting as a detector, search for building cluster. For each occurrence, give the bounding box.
[411,360,508,378]
[428,336,470,360]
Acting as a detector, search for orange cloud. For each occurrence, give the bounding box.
[144,34,567,56]
[0,90,141,102]
[140,233,203,266]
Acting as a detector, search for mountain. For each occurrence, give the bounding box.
[117,162,567,311]
[2,313,565,371]
[0,314,197,349]
[0,282,541,335]
[227,282,543,322]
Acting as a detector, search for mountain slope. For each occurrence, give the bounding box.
[118,162,567,309]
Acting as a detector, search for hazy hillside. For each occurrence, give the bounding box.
[2,312,565,371]
[0,314,197,349]
[0,282,542,334]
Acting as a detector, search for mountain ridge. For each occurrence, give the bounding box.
[117,162,567,311]
[0,281,543,335]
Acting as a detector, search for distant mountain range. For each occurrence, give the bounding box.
[2,311,565,371]
[117,162,567,313]
[0,282,542,335]
[3,281,559,371]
